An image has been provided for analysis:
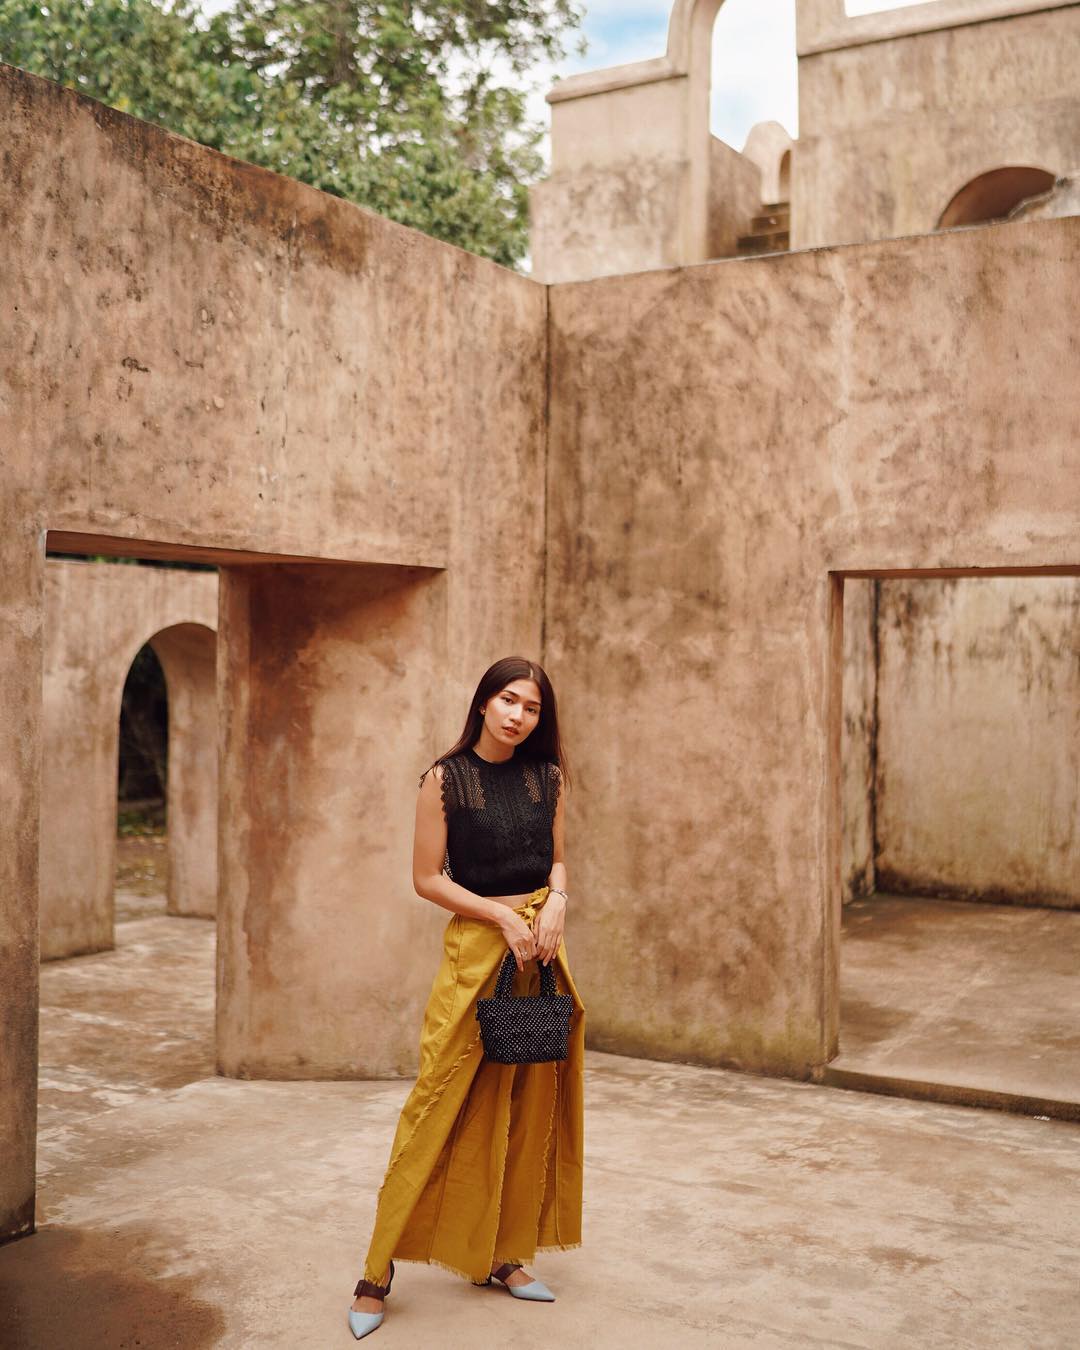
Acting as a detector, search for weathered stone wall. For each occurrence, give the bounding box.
[840,574,1080,909]
[875,576,1080,907]
[3,54,1079,1244]
[530,1,748,282]
[795,0,1080,248]
[0,63,546,1239]
[216,563,448,1078]
[546,215,1080,1076]
[842,579,876,903]
[40,560,218,960]
[707,135,762,259]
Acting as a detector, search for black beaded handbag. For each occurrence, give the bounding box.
[475,950,574,1064]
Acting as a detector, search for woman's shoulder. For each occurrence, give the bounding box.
[418,752,471,801]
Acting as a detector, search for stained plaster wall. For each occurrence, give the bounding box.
[794,0,1080,249]
[545,215,1080,1075]
[841,580,877,903]
[0,64,546,1238]
[4,56,1080,1244]
[40,560,218,961]
[875,576,1080,907]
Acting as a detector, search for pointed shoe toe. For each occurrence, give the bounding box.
[347,1308,385,1339]
[508,1279,556,1302]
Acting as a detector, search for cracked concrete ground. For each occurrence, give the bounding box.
[3,910,1078,1348]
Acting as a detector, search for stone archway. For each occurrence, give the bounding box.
[938,166,1056,229]
[39,562,218,960]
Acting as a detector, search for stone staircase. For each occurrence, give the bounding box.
[736,202,790,257]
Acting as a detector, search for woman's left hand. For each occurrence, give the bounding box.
[534,894,566,965]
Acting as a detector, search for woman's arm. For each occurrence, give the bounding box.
[546,769,567,899]
[535,766,568,964]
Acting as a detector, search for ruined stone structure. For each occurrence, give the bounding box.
[40,560,218,961]
[531,0,1080,912]
[2,0,1079,1240]
[530,0,1080,280]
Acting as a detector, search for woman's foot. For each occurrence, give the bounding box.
[491,1262,533,1288]
[489,1260,556,1301]
[351,1267,391,1315]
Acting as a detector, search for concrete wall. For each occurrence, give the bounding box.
[840,575,1080,909]
[40,560,218,960]
[217,563,448,1079]
[530,0,761,282]
[875,576,1080,907]
[545,215,1080,1077]
[842,579,877,903]
[794,0,1080,249]
[152,619,219,920]
[707,136,762,259]
[0,62,546,1240]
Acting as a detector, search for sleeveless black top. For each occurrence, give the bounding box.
[436,746,562,897]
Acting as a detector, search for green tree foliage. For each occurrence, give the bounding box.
[0,0,585,266]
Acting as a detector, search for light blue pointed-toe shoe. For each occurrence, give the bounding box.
[348,1260,394,1339]
[489,1261,556,1302]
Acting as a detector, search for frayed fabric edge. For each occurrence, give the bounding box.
[379,1242,584,1287]
[376,1024,483,1195]
[382,1253,493,1285]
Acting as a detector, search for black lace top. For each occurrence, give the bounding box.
[436,746,562,897]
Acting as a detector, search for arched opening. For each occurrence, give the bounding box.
[115,642,169,922]
[706,0,797,260]
[938,166,1056,229]
[145,623,218,921]
[114,623,219,922]
[778,148,791,201]
[709,0,798,148]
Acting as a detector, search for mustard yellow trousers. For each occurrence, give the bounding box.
[362,886,586,1284]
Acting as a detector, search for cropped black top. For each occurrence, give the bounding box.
[437,746,562,897]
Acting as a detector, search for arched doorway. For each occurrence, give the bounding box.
[115,623,218,922]
[38,560,218,959]
[115,642,170,921]
[938,166,1056,229]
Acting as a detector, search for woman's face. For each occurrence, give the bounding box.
[481,679,542,748]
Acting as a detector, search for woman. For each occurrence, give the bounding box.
[347,656,586,1340]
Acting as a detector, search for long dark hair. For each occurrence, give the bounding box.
[419,656,571,790]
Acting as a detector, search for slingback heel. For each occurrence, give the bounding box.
[488,1261,556,1302]
[348,1260,394,1340]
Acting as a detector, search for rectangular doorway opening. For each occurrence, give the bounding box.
[824,565,1080,1121]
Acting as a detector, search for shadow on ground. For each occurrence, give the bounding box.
[0,1224,227,1350]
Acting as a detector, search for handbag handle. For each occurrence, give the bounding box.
[492,947,559,999]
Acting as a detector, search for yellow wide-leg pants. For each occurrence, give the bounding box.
[361,886,586,1284]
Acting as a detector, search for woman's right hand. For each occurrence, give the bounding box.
[497,910,538,972]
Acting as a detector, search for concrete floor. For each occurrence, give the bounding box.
[830,894,1080,1118]
[4,909,1080,1348]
